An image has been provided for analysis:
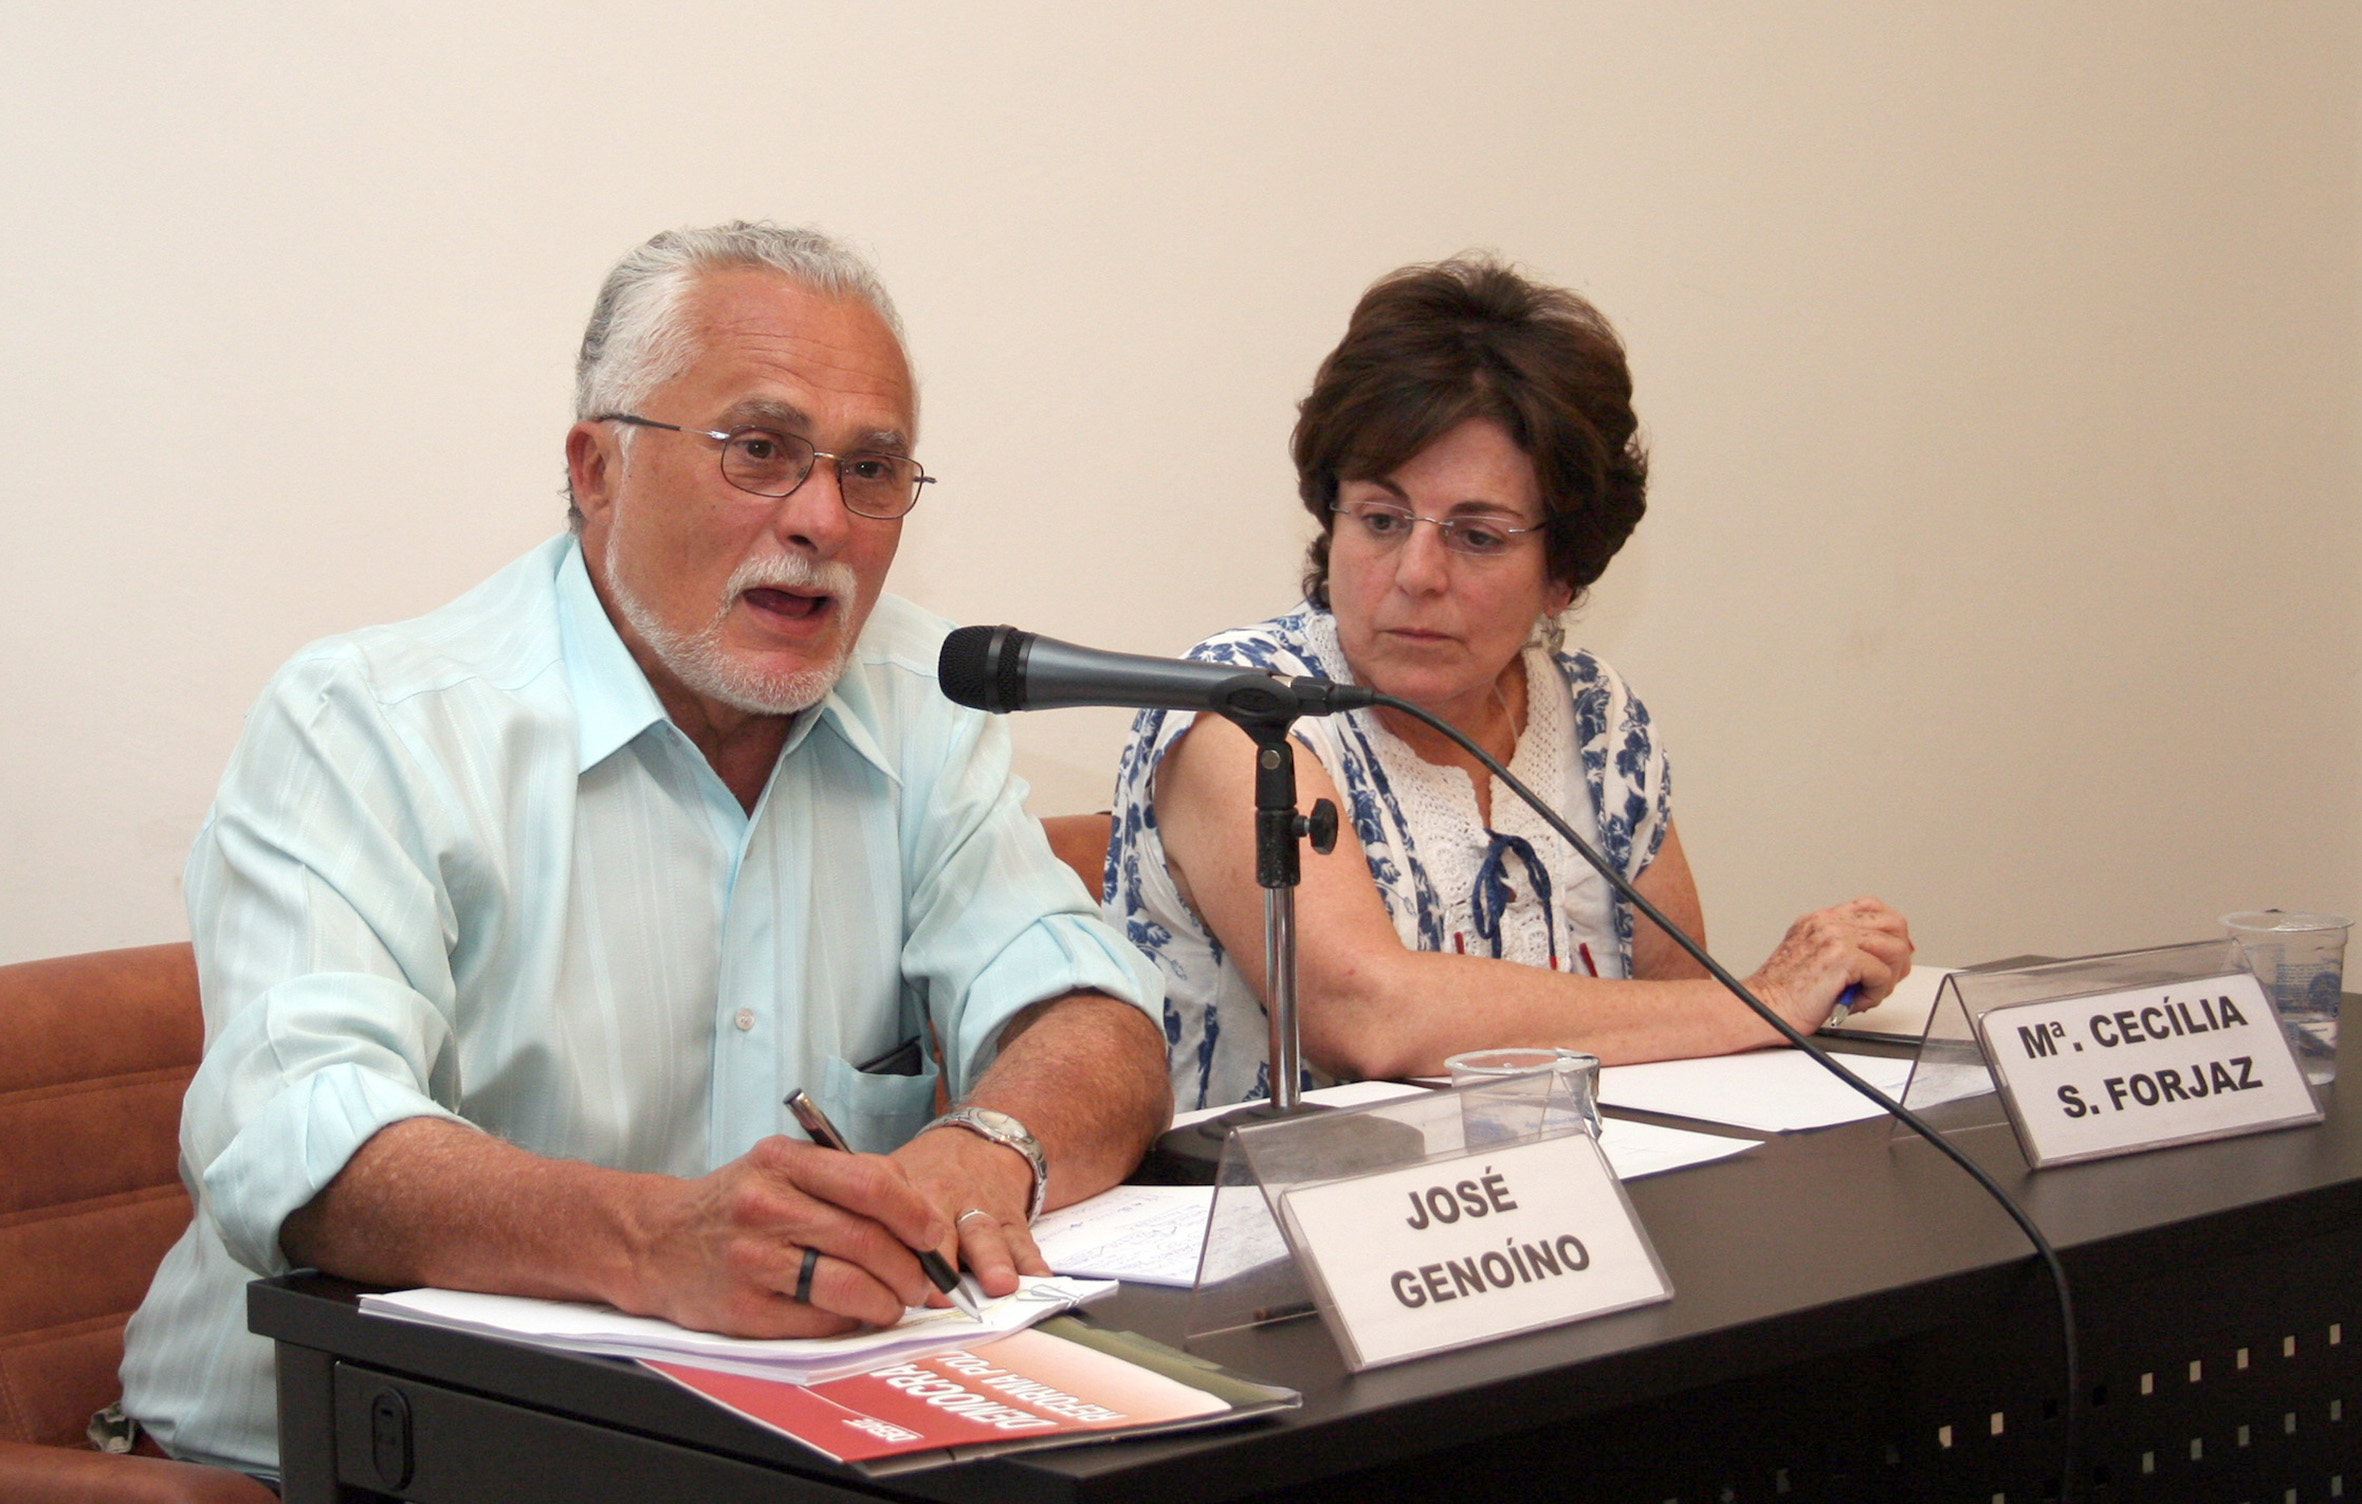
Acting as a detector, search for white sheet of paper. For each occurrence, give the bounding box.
[1596,1116,1759,1177]
[1596,1049,1916,1133]
[1033,1184,1216,1288]
[1056,1083,1431,1289]
[359,1275,1114,1385]
[1821,965,1961,1040]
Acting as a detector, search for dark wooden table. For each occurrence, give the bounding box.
[251,1027,2362,1503]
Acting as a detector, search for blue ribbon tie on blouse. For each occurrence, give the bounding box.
[1471,831,1558,967]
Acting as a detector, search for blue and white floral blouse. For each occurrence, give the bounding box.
[1106,603,1673,1112]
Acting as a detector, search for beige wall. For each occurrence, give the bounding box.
[3,3,2355,975]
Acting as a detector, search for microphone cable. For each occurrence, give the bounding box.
[1363,690,2081,1501]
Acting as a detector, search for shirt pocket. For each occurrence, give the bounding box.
[818,1052,942,1154]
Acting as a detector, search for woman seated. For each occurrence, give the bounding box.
[1108,256,1914,1111]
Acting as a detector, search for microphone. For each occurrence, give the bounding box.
[938,625,1374,722]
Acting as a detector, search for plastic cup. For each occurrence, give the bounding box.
[1443,1047,1603,1146]
[2222,911,2350,1086]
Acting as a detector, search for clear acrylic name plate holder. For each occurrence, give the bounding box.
[1893,937,2310,1150]
[1183,1071,1637,1356]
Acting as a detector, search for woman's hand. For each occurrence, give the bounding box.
[1744,898,1916,1036]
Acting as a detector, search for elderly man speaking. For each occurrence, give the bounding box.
[118,222,1170,1481]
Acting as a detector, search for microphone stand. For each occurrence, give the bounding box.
[1138,704,1371,1183]
[933,624,1406,1182]
[1248,719,1331,1114]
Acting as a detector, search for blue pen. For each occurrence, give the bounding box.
[1824,983,1863,1028]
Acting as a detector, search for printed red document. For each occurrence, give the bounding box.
[646,1320,1284,1467]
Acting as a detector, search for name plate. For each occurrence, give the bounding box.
[1979,971,2322,1168]
[1277,1131,1671,1370]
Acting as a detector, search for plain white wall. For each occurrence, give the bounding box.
[3,3,2355,976]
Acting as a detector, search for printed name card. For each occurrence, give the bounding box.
[1978,971,2321,1168]
[1277,1132,1671,1371]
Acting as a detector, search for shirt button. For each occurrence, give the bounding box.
[733,1009,756,1032]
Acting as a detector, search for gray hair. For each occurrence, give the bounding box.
[567,222,914,521]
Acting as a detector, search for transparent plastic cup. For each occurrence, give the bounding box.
[1443,1047,1603,1145]
[2223,911,2350,1086]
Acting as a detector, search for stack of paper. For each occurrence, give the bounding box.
[359,1275,1114,1386]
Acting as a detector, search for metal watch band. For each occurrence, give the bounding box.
[926,1106,1048,1223]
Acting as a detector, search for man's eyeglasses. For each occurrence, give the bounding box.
[1330,501,1548,559]
[597,414,934,519]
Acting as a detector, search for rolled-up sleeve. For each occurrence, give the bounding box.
[181,650,470,1276]
[893,692,1161,1096]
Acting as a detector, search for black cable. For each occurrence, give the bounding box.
[1365,690,2081,1501]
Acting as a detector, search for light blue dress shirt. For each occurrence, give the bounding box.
[119,536,1158,1477]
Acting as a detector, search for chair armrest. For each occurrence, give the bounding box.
[0,1439,278,1504]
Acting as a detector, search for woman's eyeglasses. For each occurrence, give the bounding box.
[1330,501,1546,559]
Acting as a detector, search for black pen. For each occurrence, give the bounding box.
[784,1089,984,1319]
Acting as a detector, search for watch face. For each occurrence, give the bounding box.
[966,1108,1034,1147]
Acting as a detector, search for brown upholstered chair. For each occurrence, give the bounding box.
[1040,812,1115,904]
[0,943,276,1503]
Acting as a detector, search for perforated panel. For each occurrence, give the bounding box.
[1234,1219,2362,1503]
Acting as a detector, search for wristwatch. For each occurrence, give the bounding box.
[926,1106,1048,1223]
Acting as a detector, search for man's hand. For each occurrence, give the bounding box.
[620,1135,951,1337]
[281,989,1166,1345]
[891,1125,1047,1300]
[282,1118,959,1342]
[878,990,1170,1299]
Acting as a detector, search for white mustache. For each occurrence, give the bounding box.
[726,551,857,604]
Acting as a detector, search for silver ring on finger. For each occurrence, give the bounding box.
[956,1208,994,1228]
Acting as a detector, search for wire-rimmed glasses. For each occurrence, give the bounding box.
[1329,500,1548,559]
[597,414,934,519]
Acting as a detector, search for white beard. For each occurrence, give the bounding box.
[605,532,862,716]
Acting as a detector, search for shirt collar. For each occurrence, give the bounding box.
[783,648,898,785]
[555,537,670,774]
[557,536,902,786]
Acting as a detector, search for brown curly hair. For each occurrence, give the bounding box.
[1294,256,1648,609]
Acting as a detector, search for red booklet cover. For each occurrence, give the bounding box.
[645,1318,1292,1468]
